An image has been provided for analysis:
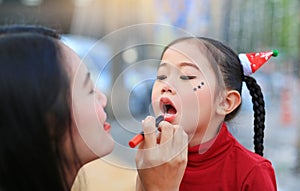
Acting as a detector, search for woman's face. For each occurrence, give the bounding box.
[60,43,114,164]
[152,41,223,146]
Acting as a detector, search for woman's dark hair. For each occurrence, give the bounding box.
[0,25,80,190]
[162,37,266,156]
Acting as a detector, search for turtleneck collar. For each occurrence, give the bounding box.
[187,123,234,167]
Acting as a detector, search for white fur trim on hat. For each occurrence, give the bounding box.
[238,53,252,76]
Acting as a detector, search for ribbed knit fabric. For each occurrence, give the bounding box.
[180,123,277,191]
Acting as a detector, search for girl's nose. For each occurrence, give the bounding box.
[161,84,175,95]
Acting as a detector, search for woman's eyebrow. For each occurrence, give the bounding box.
[83,72,91,87]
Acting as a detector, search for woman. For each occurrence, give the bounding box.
[0,25,187,191]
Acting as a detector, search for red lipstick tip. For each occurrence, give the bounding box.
[128,134,144,148]
[128,115,165,148]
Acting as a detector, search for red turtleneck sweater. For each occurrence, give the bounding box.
[179,123,277,191]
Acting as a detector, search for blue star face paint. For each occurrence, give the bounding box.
[193,82,205,91]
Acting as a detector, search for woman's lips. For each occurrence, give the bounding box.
[103,122,111,132]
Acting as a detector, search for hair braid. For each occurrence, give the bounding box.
[243,76,265,156]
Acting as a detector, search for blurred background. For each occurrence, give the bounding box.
[1,0,299,190]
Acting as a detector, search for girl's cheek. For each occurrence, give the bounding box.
[151,84,161,101]
[151,94,160,114]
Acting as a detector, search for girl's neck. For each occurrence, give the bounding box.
[188,121,223,147]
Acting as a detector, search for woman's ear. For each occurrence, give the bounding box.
[216,90,241,116]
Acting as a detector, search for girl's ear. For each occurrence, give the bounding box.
[216,90,241,116]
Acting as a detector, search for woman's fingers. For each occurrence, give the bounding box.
[135,117,188,191]
[135,116,159,168]
[173,125,188,162]
[158,121,174,159]
[158,121,174,144]
[142,116,157,149]
[136,116,188,168]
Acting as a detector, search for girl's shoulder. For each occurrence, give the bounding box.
[231,138,273,170]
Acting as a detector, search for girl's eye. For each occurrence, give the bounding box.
[180,75,196,80]
[157,75,167,80]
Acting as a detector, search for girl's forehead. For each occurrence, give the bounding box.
[166,40,196,52]
[162,41,210,67]
[162,41,218,82]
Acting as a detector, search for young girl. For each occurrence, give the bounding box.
[140,37,277,190]
[0,25,187,191]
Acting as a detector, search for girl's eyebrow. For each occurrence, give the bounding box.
[157,62,168,70]
[159,62,200,71]
[83,72,91,87]
[179,62,200,71]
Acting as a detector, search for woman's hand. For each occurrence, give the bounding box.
[135,116,188,191]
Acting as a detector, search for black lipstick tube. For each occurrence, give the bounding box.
[128,115,164,148]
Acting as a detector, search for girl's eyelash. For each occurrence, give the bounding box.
[180,75,197,80]
[157,75,197,80]
[157,75,167,80]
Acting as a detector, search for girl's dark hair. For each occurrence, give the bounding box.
[0,25,80,190]
[162,37,266,156]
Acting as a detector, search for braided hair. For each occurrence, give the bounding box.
[243,76,265,156]
[162,37,266,156]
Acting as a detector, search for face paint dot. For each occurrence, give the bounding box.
[201,82,204,85]
[198,85,201,89]
[193,88,197,91]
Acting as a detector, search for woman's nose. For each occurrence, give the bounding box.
[95,89,107,107]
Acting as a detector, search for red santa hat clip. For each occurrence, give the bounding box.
[239,50,279,75]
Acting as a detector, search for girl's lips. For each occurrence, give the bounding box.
[163,113,176,123]
[159,97,177,122]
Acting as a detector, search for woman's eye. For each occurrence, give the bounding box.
[89,89,95,94]
[157,75,167,80]
[180,75,196,80]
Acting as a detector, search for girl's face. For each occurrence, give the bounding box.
[60,43,114,165]
[152,41,224,146]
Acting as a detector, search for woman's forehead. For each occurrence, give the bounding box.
[59,42,86,73]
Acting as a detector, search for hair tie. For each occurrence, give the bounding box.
[238,50,279,76]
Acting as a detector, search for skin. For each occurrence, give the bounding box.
[59,41,189,190]
[135,117,188,191]
[58,42,114,187]
[58,39,240,190]
[151,40,241,147]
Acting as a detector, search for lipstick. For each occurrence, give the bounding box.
[128,115,164,148]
